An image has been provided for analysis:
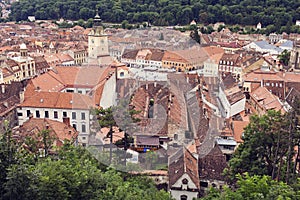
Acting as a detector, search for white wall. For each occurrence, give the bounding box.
[203,61,218,77]
[171,190,198,200]
[100,73,117,108]
[170,173,199,200]
[230,98,246,117]
[17,107,90,145]
[218,87,231,118]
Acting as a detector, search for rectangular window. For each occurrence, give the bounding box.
[63,112,67,117]
[81,112,85,120]
[82,124,86,133]
[45,111,49,118]
[17,112,23,116]
[54,111,58,119]
[26,110,31,117]
[200,181,208,187]
[72,124,77,130]
[36,110,40,118]
[72,112,76,119]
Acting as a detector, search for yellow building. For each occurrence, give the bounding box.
[0,67,14,84]
[162,51,191,72]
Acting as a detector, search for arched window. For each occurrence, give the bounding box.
[180,195,188,200]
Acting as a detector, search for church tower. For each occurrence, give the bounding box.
[88,11,109,59]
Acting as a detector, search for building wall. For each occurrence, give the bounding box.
[171,173,199,200]
[17,107,90,145]
[88,34,109,58]
[0,70,3,84]
[162,60,190,71]
[200,179,225,194]
[229,98,246,117]
[218,87,231,118]
[203,61,218,77]
[117,68,130,79]
[289,45,300,70]
[100,73,116,109]
[3,73,15,84]
[171,190,198,200]
[11,57,36,80]
[263,80,285,99]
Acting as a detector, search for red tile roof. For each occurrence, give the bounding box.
[20,91,94,110]
[16,118,78,148]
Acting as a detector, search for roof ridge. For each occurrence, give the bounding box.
[48,69,66,87]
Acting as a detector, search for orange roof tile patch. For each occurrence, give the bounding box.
[202,46,224,63]
[20,91,94,110]
[251,87,286,113]
[16,118,78,147]
[162,51,189,63]
[232,120,249,143]
[97,126,124,144]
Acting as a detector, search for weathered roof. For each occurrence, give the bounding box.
[15,118,78,147]
[198,144,227,181]
[136,135,159,146]
[168,147,200,189]
[19,91,94,110]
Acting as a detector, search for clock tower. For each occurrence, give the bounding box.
[88,12,109,60]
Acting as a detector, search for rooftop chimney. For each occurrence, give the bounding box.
[63,117,70,126]
[19,90,25,103]
[1,85,5,94]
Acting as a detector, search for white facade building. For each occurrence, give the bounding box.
[218,85,245,118]
[17,92,94,146]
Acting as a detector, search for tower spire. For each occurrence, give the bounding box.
[94,5,102,27]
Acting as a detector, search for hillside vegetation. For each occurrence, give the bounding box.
[10,0,300,30]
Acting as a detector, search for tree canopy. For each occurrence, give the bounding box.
[224,110,300,184]
[9,0,300,33]
[200,173,300,200]
[0,124,171,200]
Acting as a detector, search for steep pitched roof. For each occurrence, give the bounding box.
[168,147,200,189]
[232,120,249,143]
[198,144,227,181]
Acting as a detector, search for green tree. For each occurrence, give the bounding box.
[201,173,297,200]
[2,143,171,200]
[190,26,201,44]
[278,49,291,66]
[0,120,19,197]
[225,110,299,183]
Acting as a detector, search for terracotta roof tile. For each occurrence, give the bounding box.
[16,118,78,148]
[251,87,286,113]
[232,121,249,143]
[20,91,94,110]
[169,147,200,189]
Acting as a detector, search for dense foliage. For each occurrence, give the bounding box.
[224,110,300,184]
[0,125,171,200]
[9,0,300,32]
[200,173,300,200]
